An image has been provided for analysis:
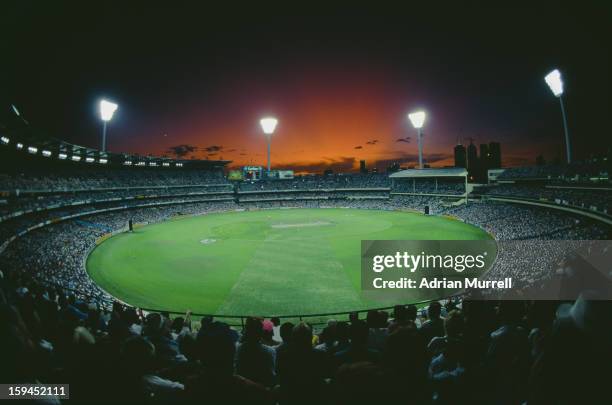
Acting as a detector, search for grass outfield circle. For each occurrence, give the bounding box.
[86,208,491,316]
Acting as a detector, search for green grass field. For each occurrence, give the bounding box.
[86,208,490,316]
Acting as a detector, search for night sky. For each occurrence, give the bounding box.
[2,3,610,172]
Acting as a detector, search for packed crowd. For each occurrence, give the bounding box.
[0,178,609,299]
[238,191,389,202]
[237,174,391,191]
[0,185,233,219]
[1,168,611,403]
[0,201,239,305]
[391,179,465,195]
[497,160,609,181]
[476,184,611,213]
[443,202,608,240]
[0,168,229,191]
[1,268,610,403]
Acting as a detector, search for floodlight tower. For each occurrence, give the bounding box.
[544,69,571,164]
[408,111,426,169]
[260,117,278,176]
[99,99,118,152]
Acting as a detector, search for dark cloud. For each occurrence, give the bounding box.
[396,137,411,143]
[203,145,223,153]
[354,145,363,149]
[280,157,357,174]
[166,144,198,158]
[365,140,379,145]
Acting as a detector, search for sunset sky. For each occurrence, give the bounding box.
[2,3,610,173]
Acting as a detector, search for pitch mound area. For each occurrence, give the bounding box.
[87,208,490,316]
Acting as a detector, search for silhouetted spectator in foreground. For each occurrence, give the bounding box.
[529,292,612,404]
[235,317,276,387]
[421,301,445,344]
[382,326,429,402]
[333,362,390,405]
[277,322,328,403]
[118,335,184,400]
[335,320,379,367]
[186,321,271,403]
[428,309,465,356]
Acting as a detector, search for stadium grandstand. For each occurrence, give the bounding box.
[1,118,611,402]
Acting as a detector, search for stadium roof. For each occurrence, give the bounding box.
[389,168,468,178]
[0,109,231,169]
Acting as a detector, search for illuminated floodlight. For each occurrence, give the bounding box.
[16,143,24,149]
[162,162,170,167]
[408,111,426,129]
[260,117,278,176]
[27,146,38,154]
[407,110,427,169]
[58,153,68,160]
[11,104,20,116]
[149,162,158,166]
[71,155,81,162]
[100,100,118,121]
[176,162,183,167]
[42,150,52,157]
[123,160,133,166]
[260,117,278,135]
[545,69,563,97]
[99,99,119,152]
[0,136,9,144]
[544,68,571,163]
[99,158,108,164]
[86,157,95,163]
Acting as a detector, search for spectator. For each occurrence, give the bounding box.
[235,317,276,387]
[335,320,379,367]
[277,322,328,402]
[421,301,445,345]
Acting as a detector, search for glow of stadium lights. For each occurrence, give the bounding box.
[149,162,158,166]
[58,153,68,160]
[27,146,38,154]
[162,162,170,167]
[545,69,563,97]
[176,162,183,167]
[123,160,132,166]
[544,69,572,164]
[99,99,118,152]
[16,143,24,149]
[86,157,95,163]
[260,117,278,176]
[71,155,81,162]
[42,150,52,157]
[0,136,9,144]
[99,158,108,164]
[407,111,426,169]
[408,111,426,129]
